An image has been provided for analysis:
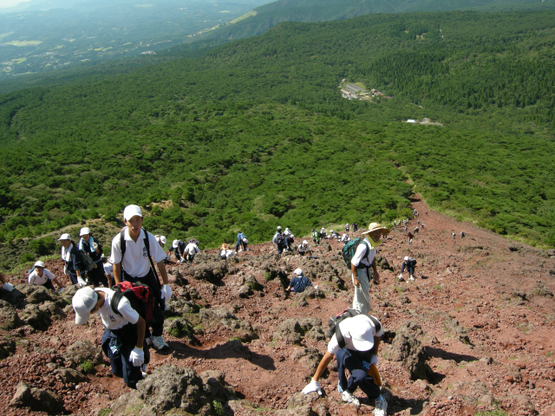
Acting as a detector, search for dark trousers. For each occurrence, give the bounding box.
[68,271,78,285]
[87,261,109,287]
[101,323,150,389]
[122,269,164,337]
[336,348,380,400]
[42,280,55,291]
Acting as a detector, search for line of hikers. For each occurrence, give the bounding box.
[0,210,431,415]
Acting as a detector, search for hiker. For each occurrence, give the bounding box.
[72,286,150,389]
[184,239,200,263]
[452,232,456,240]
[58,233,87,286]
[235,232,248,253]
[110,205,172,351]
[351,223,390,315]
[272,226,286,254]
[413,226,419,234]
[328,230,339,240]
[103,258,115,287]
[297,240,311,256]
[340,233,351,244]
[407,232,414,246]
[352,223,358,232]
[79,227,109,287]
[286,268,312,293]
[398,256,416,282]
[301,314,387,415]
[1,271,14,292]
[345,223,350,232]
[312,228,320,245]
[219,243,234,260]
[170,239,186,263]
[154,235,171,263]
[28,261,64,291]
[460,231,466,238]
[284,227,295,243]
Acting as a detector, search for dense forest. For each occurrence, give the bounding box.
[1,10,555,269]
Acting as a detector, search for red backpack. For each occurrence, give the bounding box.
[110,281,155,324]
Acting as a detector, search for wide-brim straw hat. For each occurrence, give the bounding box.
[361,222,390,235]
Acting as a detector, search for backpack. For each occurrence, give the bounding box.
[119,228,161,287]
[327,308,382,349]
[110,281,155,324]
[80,251,95,272]
[274,232,283,245]
[341,238,370,268]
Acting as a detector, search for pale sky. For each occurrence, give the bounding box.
[0,0,32,9]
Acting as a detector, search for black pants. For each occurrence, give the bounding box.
[336,348,380,400]
[122,269,165,337]
[87,261,109,287]
[101,323,150,389]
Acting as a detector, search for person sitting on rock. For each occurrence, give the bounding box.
[301,314,387,415]
[219,243,234,260]
[28,261,64,291]
[0,271,14,292]
[286,268,312,293]
[297,240,311,256]
[72,286,150,389]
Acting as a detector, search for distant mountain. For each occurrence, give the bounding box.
[170,0,555,51]
[0,0,275,80]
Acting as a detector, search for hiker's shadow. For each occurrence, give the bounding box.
[425,346,479,363]
[169,339,276,371]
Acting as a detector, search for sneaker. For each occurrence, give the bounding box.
[373,395,388,416]
[141,371,148,379]
[398,274,404,281]
[409,276,415,281]
[341,391,360,406]
[150,335,169,351]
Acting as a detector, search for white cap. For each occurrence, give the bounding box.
[404,256,409,261]
[57,233,71,241]
[277,226,282,231]
[172,239,180,248]
[340,314,381,351]
[79,227,91,236]
[72,287,98,325]
[294,268,303,275]
[156,235,167,245]
[302,240,308,245]
[34,261,45,268]
[123,204,142,221]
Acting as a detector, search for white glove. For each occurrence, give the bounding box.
[161,284,173,302]
[370,355,378,366]
[129,347,144,367]
[302,379,322,395]
[77,276,87,287]
[3,282,14,292]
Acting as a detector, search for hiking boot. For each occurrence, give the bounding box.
[141,371,148,379]
[150,335,169,351]
[341,391,360,406]
[397,274,404,281]
[409,276,415,281]
[373,395,388,416]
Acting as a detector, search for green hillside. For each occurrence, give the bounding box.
[1,10,555,268]
[171,0,555,52]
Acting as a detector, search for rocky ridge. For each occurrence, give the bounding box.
[0,197,554,415]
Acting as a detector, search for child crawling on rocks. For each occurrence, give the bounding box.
[72,286,150,389]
